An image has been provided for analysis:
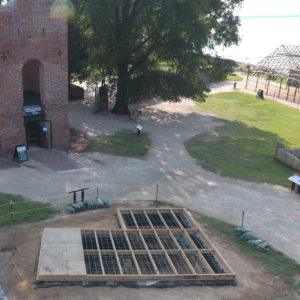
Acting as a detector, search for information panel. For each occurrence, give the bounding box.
[14,144,28,163]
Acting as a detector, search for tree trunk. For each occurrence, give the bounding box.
[112,61,130,114]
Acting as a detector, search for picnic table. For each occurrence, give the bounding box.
[288,174,300,194]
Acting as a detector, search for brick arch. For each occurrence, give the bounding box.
[22,59,42,94]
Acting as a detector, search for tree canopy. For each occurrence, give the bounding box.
[69,0,243,114]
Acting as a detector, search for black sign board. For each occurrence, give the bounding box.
[23,105,44,117]
[13,144,28,163]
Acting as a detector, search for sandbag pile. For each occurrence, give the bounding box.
[233,227,269,252]
[65,197,112,214]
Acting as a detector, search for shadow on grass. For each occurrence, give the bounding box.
[184,118,296,187]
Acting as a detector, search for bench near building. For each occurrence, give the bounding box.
[0,0,69,155]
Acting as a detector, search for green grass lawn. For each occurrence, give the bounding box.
[185,92,300,186]
[0,192,56,226]
[90,130,151,158]
[226,74,243,81]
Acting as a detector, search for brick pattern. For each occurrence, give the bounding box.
[29,149,82,172]
[0,0,69,155]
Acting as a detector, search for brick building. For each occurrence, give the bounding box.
[0,0,69,155]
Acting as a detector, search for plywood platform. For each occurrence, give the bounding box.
[37,208,236,283]
[38,228,86,278]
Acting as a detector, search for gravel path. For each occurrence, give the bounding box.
[0,81,300,263]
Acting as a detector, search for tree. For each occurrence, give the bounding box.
[70,0,243,114]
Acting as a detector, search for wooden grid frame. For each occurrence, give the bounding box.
[78,208,234,281]
[117,208,198,230]
[79,228,235,281]
[37,208,235,282]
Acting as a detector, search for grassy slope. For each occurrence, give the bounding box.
[90,130,151,158]
[185,92,300,186]
[0,192,56,226]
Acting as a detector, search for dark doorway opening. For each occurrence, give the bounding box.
[26,121,40,146]
[25,120,52,149]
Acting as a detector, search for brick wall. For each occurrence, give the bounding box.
[0,0,69,155]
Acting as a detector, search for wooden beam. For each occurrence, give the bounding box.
[109,230,123,275]
[93,229,104,275]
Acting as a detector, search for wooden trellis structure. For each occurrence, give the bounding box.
[37,208,235,283]
[245,45,300,104]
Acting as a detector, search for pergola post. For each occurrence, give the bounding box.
[245,69,250,89]
[278,78,283,98]
[255,73,259,92]
[266,77,270,95]
[286,85,291,100]
[293,86,298,102]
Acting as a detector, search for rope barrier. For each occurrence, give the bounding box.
[0,202,10,208]
[0,213,11,220]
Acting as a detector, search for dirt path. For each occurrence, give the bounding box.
[0,82,300,266]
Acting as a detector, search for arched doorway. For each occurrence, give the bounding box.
[22,60,47,148]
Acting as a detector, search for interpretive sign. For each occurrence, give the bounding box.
[23,105,44,117]
[14,144,28,162]
[288,174,300,194]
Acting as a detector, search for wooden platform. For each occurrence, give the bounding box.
[37,208,235,283]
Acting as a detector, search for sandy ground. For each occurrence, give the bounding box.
[0,204,297,300]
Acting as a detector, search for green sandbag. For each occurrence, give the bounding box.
[77,202,86,211]
[233,227,251,236]
[101,197,112,208]
[65,206,76,214]
[92,199,101,209]
[71,203,81,212]
[250,240,269,252]
[256,242,269,252]
[85,200,94,210]
[240,231,258,241]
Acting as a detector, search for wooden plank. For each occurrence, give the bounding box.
[197,251,215,275]
[143,209,154,229]
[153,231,178,274]
[123,231,142,275]
[169,209,184,229]
[129,210,139,229]
[109,230,123,275]
[156,209,169,229]
[182,208,199,228]
[37,273,236,282]
[94,229,104,275]
[36,230,46,281]
[186,228,213,250]
[211,248,235,275]
[116,210,127,229]
[168,230,196,274]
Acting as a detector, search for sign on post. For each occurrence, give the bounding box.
[288,174,300,194]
